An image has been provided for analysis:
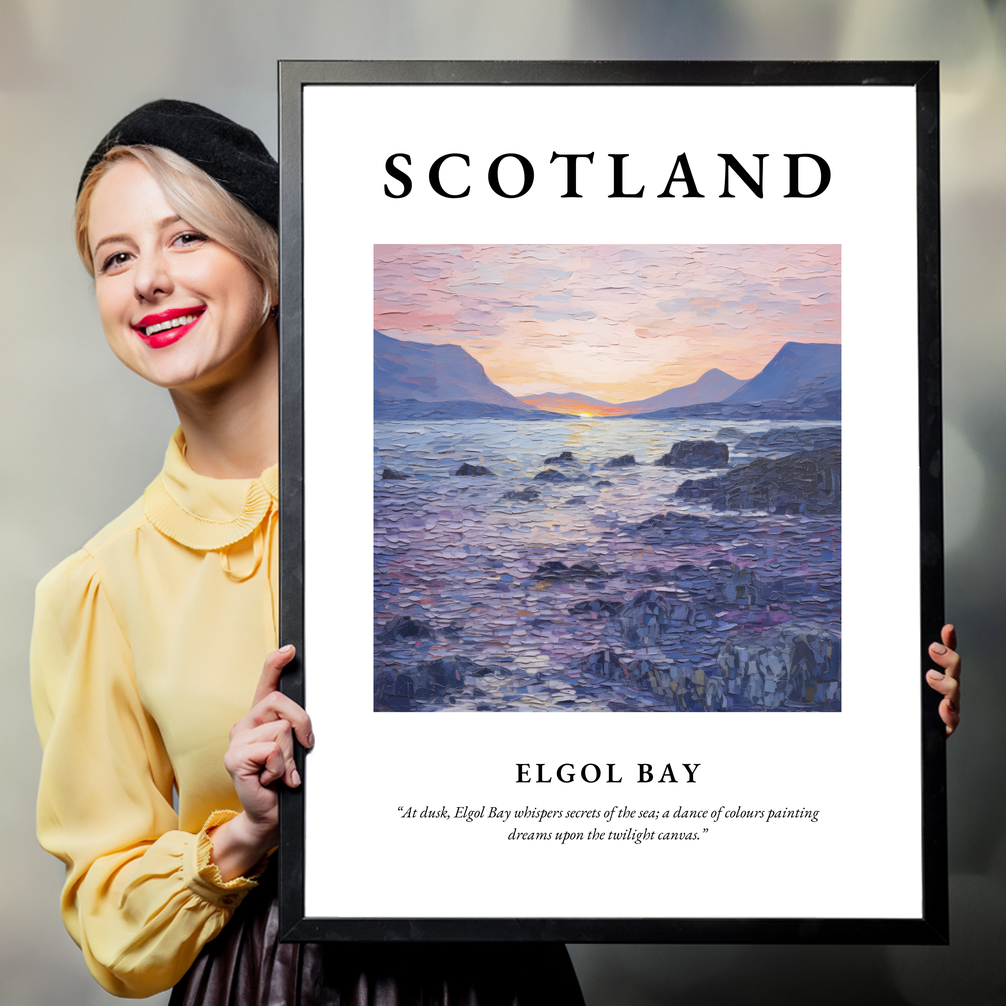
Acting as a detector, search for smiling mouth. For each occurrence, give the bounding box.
[135,307,206,338]
[142,313,199,337]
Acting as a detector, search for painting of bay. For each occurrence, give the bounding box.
[374,245,841,712]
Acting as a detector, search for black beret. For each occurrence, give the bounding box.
[78,99,278,228]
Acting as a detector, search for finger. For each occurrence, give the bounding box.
[258,742,287,787]
[245,690,314,749]
[928,641,961,681]
[224,739,287,786]
[236,719,301,788]
[939,697,960,737]
[926,670,961,738]
[941,624,957,652]
[252,645,296,707]
[926,669,960,704]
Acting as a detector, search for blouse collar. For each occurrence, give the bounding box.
[143,428,278,551]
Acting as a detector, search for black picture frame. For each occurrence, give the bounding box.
[277,60,945,944]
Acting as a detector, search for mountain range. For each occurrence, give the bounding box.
[722,341,840,405]
[518,368,747,415]
[635,342,841,420]
[375,330,537,412]
[374,331,840,420]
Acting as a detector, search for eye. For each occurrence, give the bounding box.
[172,230,208,249]
[100,251,132,274]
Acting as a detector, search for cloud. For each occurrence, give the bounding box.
[374,244,841,397]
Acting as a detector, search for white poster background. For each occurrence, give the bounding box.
[301,84,920,920]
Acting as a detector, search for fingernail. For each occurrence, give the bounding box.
[291,768,301,787]
[928,670,944,680]
[307,732,315,748]
[931,643,947,655]
[280,644,295,654]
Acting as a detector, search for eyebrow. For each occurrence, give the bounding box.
[91,215,185,258]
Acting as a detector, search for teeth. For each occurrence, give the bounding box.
[142,313,199,337]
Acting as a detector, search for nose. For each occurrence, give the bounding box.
[133,246,173,303]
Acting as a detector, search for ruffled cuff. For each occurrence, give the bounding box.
[182,810,269,909]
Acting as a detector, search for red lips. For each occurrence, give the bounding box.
[132,306,206,349]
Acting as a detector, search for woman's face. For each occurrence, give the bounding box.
[87,158,270,393]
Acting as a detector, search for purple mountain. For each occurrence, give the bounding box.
[618,368,748,412]
[374,330,536,411]
[725,341,840,404]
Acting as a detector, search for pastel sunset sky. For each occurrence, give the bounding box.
[374,244,841,402]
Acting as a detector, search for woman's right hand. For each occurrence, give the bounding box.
[926,624,961,737]
[209,645,314,881]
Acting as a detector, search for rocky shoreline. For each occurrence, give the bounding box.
[374,426,841,712]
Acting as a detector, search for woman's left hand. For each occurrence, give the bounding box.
[926,624,961,737]
[209,645,313,881]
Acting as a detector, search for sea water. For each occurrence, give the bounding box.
[374,417,841,712]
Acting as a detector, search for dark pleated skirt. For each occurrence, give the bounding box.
[169,869,585,1006]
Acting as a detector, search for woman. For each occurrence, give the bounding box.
[31,100,586,1003]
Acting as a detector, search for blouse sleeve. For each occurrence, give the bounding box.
[31,549,262,998]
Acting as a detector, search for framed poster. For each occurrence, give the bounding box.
[277,61,946,943]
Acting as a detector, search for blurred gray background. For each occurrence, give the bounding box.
[2,1,1003,1003]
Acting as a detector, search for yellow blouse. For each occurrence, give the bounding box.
[31,428,279,998]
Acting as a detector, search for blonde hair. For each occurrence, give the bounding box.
[75,145,278,323]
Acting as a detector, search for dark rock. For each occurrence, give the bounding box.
[670,563,714,594]
[415,655,504,697]
[594,479,613,487]
[582,650,675,693]
[568,561,610,577]
[627,568,673,584]
[582,648,625,678]
[532,559,611,581]
[455,462,495,476]
[716,427,746,438]
[635,511,709,532]
[715,629,841,708]
[707,560,764,606]
[381,467,410,480]
[377,694,412,712]
[393,674,415,697]
[619,588,668,613]
[536,560,570,575]
[763,575,838,603]
[615,589,715,645]
[638,511,708,528]
[503,487,540,501]
[605,454,637,468]
[377,615,433,641]
[566,496,587,505]
[544,451,575,464]
[736,426,841,456]
[569,598,620,617]
[668,560,766,607]
[655,440,729,468]
[374,668,415,711]
[675,446,841,514]
[618,590,670,646]
[642,662,730,710]
[533,468,566,482]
